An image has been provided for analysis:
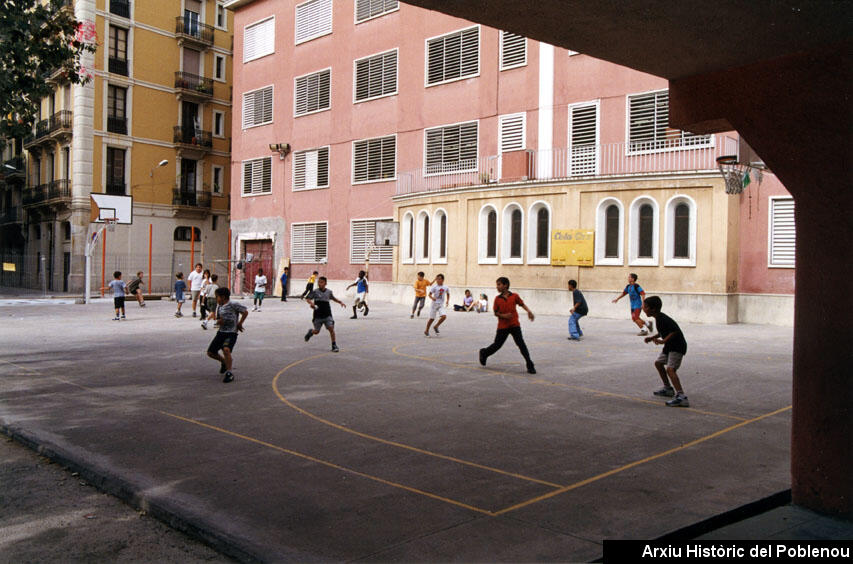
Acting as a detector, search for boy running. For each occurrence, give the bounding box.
[346,270,369,319]
[479,277,536,374]
[201,274,219,330]
[127,271,146,307]
[174,272,187,317]
[612,273,653,335]
[304,276,345,352]
[187,263,205,317]
[253,268,267,311]
[567,279,588,341]
[105,271,127,320]
[643,296,689,407]
[424,274,450,336]
[410,272,431,318]
[206,287,248,383]
[301,271,318,300]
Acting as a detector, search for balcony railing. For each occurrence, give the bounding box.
[175,17,214,46]
[173,188,212,208]
[396,134,738,196]
[107,116,128,135]
[173,126,212,149]
[3,156,25,175]
[105,182,126,195]
[0,206,22,224]
[23,184,49,206]
[109,57,129,76]
[110,0,130,18]
[48,110,73,135]
[174,72,214,97]
[48,179,71,200]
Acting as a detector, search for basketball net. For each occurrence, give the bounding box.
[717,155,764,195]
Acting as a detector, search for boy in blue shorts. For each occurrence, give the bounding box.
[104,271,127,320]
[612,272,653,335]
[206,287,248,383]
[643,296,689,407]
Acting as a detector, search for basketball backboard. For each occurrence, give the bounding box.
[374,221,399,246]
[90,194,133,224]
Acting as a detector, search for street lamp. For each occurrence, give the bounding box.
[149,159,169,177]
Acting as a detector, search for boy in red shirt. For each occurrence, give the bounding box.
[479,277,536,374]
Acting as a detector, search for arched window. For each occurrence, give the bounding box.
[510,209,522,258]
[595,198,623,265]
[415,210,431,263]
[405,213,414,261]
[433,209,447,262]
[664,195,696,266]
[674,203,689,258]
[527,201,551,263]
[536,208,549,258]
[174,226,201,241]
[629,196,658,265]
[487,210,497,258]
[639,204,654,258]
[605,205,619,257]
[421,214,430,261]
[501,204,523,263]
[479,205,498,263]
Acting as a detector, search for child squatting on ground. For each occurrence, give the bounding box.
[206,287,248,383]
[643,295,689,407]
[479,277,536,374]
[304,276,346,352]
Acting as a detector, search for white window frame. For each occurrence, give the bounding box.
[353,48,398,103]
[568,100,600,176]
[499,30,526,71]
[415,210,430,264]
[243,16,275,63]
[478,204,498,264]
[424,25,480,88]
[664,194,697,267]
[295,0,333,45]
[595,197,624,266]
[432,208,448,264]
[768,196,795,268]
[213,53,226,82]
[290,221,328,263]
[423,120,479,176]
[501,202,524,264]
[527,200,551,264]
[241,85,274,129]
[628,196,659,266]
[212,110,225,137]
[294,68,332,117]
[352,135,396,184]
[401,211,415,264]
[354,0,399,24]
[215,2,228,30]
[241,156,272,197]
[351,217,394,264]
[625,89,713,155]
[292,146,330,191]
[211,164,224,195]
[499,112,526,153]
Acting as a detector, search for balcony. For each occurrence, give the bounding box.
[174,71,213,101]
[109,57,129,76]
[109,0,130,18]
[22,184,48,206]
[48,110,73,140]
[173,126,212,156]
[23,119,51,149]
[0,206,23,226]
[47,179,72,202]
[396,134,738,196]
[175,17,214,49]
[107,116,128,135]
[172,187,212,217]
[105,182,126,195]
[2,157,25,182]
[22,180,72,208]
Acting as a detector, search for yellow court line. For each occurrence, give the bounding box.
[391,345,748,422]
[491,405,792,516]
[158,409,497,516]
[272,353,563,488]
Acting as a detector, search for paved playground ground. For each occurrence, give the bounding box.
[0,294,794,562]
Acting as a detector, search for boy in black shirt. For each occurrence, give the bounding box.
[304,276,346,352]
[567,279,588,341]
[643,296,689,407]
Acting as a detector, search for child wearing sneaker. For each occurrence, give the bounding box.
[201,274,219,330]
[612,273,653,335]
[174,272,187,317]
[642,296,689,407]
[479,277,536,374]
[424,274,450,336]
[206,287,248,383]
[253,268,267,311]
[346,270,369,319]
[104,271,127,320]
[304,276,346,352]
[567,279,588,340]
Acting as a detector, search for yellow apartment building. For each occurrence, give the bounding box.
[21,0,233,293]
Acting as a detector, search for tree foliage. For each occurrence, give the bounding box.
[0,0,97,143]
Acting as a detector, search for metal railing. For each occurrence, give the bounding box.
[0,206,22,224]
[107,116,128,134]
[48,110,73,134]
[105,182,126,195]
[109,57,129,76]
[48,179,71,200]
[23,184,48,206]
[109,0,130,18]
[396,134,738,196]
[173,126,212,148]
[172,188,212,208]
[174,72,213,96]
[175,17,215,46]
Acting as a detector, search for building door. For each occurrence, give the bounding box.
[242,239,273,294]
[181,101,199,143]
[63,252,70,292]
[179,159,197,205]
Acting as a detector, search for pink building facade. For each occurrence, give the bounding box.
[225,0,793,323]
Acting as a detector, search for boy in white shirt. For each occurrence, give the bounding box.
[187,263,205,317]
[253,268,267,311]
[424,274,450,337]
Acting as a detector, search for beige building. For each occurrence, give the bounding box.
[21,0,233,293]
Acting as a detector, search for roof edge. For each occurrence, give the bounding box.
[223,0,258,10]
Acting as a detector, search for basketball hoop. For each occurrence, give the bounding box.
[716,155,764,195]
[105,218,117,232]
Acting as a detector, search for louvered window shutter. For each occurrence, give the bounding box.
[500,31,526,69]
[427,27,479,85]
[291,223,328,262]
[570,104,598,175]
[244,17,274,62]
[242,87,273,128]
[499,114,524,153]
[295,0,332,44]
[293,148,329,190]
[354,136,395,182]
[350,220,392,264]
[356,0,398,22]
[242,158,271,195]
[425,122,478,173]
[629,90,710,150]
[770,198,795,266]
[355,50,397,102]
[295,70,331,115]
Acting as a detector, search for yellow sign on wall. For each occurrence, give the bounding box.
[551,229,595,266]
[2,263,15,272]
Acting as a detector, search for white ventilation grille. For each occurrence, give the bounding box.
[500,31,526,70]
[243,17,275,62]
[769,197,795,267]
[499,113,525,153]
[570,104,598,175]
[295,0,332,44]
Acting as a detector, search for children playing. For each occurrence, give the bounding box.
[201,274,219,330]
[127,271,146,307]
[476,293,489,313]
[424,274,450,336]
[253,268,267,311]
[304,276,346,352]
[199,269,211,320]
[479,277,536,374]
[454,289,476,311]
[346,270,369,319]
[643,296,689,407]
[206,287,248,383]
[105,271,127,320]
[567,279,588,340]
[174,272,187,317]
[411,272,431,318]
[301,271,318,300]
[612,273,653,335]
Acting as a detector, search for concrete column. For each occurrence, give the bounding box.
[536,42,554,178]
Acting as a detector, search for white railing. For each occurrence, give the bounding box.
[396,134,738,196]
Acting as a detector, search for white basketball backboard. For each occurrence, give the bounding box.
[374,221,399,246]
[90,194,133,224]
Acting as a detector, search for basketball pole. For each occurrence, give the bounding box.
[227,228,232,292]
[148,224,152,293]
[190,226,195,268]
[101,228,106,297]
